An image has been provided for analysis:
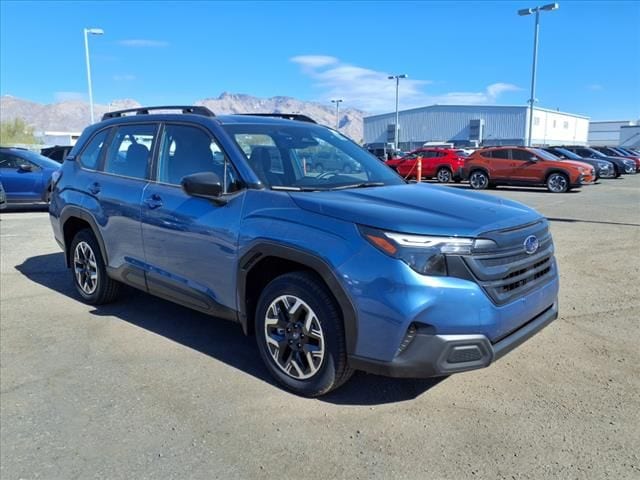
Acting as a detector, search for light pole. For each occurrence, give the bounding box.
[331,99,343,130]
[388,74,407,151]
[84,27,104,124]
[518,3,558,147]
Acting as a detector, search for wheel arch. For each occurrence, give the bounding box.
[544,168,571,182]
[238,242,358,354]
[60,207,108,268]
[469,167,491,179]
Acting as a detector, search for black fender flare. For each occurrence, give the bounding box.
[237,242,358,354]
[59,206,108,268]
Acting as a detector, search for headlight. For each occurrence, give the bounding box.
[359,226,495,276]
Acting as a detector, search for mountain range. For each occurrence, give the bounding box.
[0,93,365,142]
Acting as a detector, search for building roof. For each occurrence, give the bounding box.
[364,104,589,121]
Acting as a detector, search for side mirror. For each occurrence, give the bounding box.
[181,172,225,204]
[18,164,34,172]
[529,156,539,162]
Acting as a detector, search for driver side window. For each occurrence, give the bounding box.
[0,153,22,169]
[157,124,241,193]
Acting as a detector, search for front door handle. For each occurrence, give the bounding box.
[88,182,101,195]
[144,194,163,209]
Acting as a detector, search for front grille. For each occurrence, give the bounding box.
[457,220,556,305]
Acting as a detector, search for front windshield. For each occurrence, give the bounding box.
[532,148,560,161]
[586,148,607,158]
[223,123,404,190]
[553,147,581,160]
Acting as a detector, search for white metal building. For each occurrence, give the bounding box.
[588,120,639,146]
[364,105,590,150]
[35,131,82,147]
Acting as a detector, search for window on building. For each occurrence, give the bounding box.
[563,121,569,129]
[533,117,540,126]
[553,120,557,128]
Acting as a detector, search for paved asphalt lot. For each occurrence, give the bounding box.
[1,177,639,480]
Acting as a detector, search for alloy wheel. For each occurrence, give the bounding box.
[547,173,568,193]
[469,171,488,189]
[264,295,325,380]
[437,168,452,183]
[73,241,98,294]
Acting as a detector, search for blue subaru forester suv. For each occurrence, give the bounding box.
[49,106,559,397]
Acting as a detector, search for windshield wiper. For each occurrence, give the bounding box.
[270,185,326,192]
[329,182,386,191]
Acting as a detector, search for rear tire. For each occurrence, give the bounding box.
[70,229,121,305]
[469,170,489,190]
[436,167,453,183]
[255,272,353,397]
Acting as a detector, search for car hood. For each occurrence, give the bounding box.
[560,160,593,169]
[289,184,542,237]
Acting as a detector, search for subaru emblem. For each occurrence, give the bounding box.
[524,235,539,255]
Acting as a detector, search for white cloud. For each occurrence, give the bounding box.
[587,84,603,91]
[291,55,339,69]
[118,39,169,48]
[54,91,86,102]
[291,55,521,112]
[113,74,136,81]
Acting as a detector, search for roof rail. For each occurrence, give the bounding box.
[238,113,317,124]
[102,105,215,120]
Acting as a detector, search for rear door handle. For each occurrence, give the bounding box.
[144,194,163,209]
[88,182,101,195]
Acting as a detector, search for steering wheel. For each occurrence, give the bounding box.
[316,171,339,181]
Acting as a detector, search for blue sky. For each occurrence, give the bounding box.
[1,0,639,120]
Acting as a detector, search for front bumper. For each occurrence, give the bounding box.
[349,302,558,378]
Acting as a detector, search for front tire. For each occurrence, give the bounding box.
[70,229,121,305]
[469,170,489,190]
[255,272,353,397]
[546,172,569,193]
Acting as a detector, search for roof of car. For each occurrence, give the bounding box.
[100,106,318,126]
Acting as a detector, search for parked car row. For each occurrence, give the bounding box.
[385,144,638,193]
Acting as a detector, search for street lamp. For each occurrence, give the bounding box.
[84,27,104,124]
[388,74,408,151]
[518,3,558,147]
[331,99,343,130]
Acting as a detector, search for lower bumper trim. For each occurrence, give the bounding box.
[349,302,558,379]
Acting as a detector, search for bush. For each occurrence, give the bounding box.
[0,118,38,146]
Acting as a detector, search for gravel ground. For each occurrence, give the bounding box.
[1,177,639,479]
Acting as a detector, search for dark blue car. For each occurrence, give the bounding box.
[49,106,559,397]
[0,147,60,203]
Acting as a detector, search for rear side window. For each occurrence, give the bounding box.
[77,130,109,170]
[490,149,510,159]
[511,149,532,161]
[103,124,156,179]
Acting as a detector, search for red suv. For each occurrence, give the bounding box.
[463,146,595,193]
[386,148,467,183]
